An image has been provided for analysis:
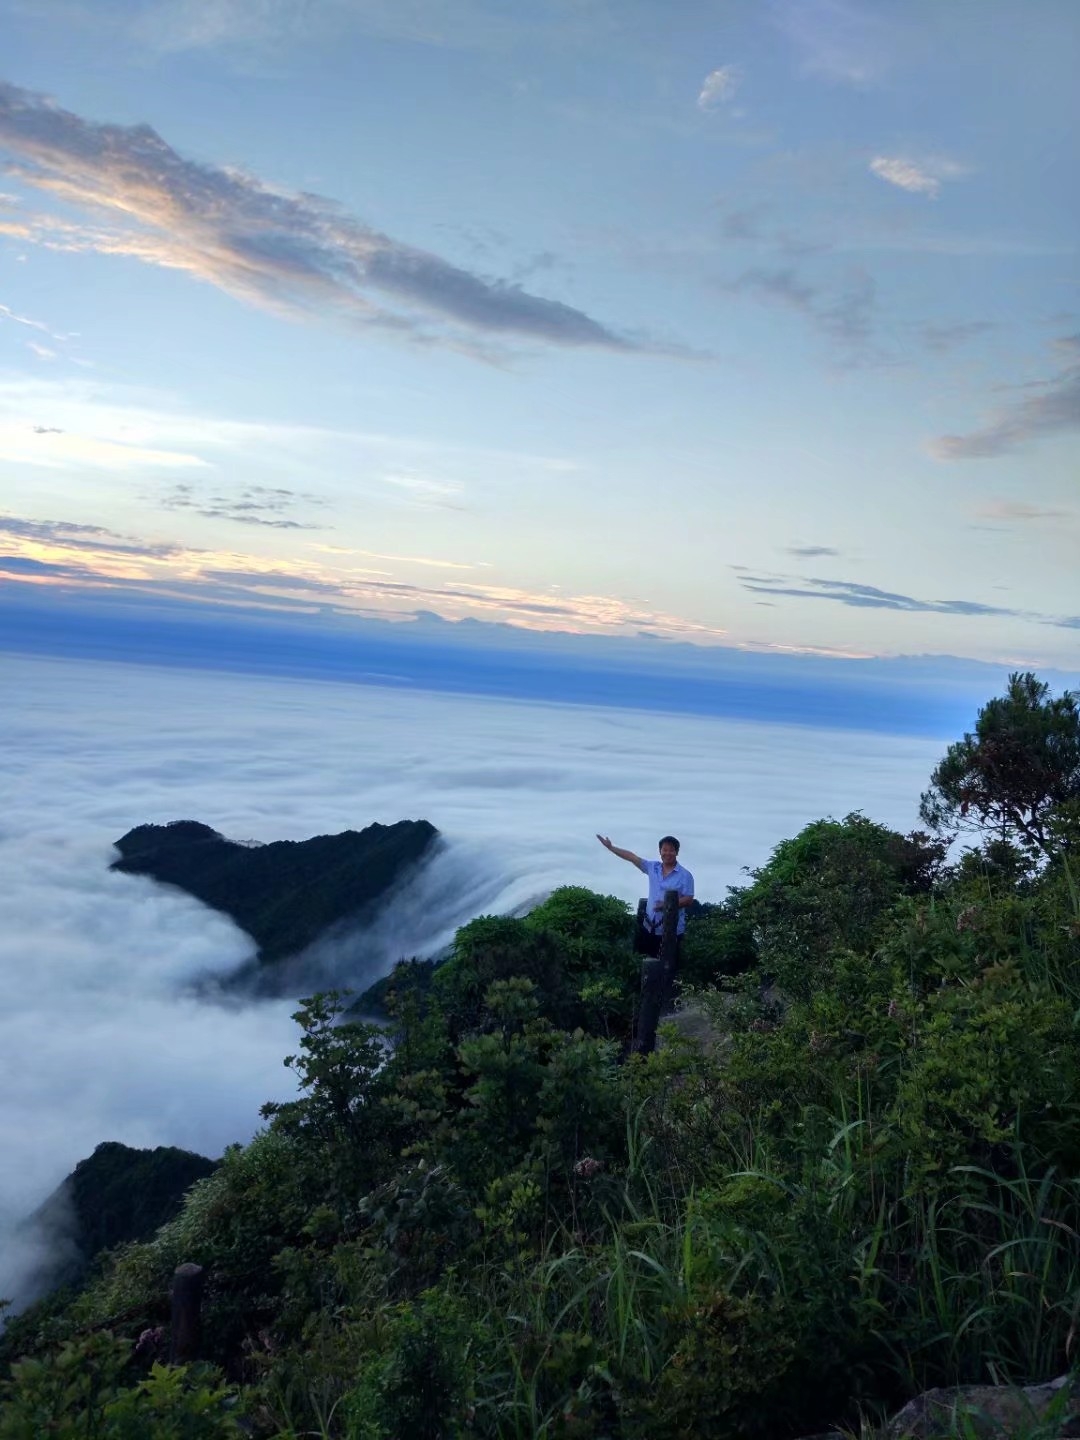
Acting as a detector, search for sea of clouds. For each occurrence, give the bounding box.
[0,652,949,1308]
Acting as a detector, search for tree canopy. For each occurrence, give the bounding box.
[919,671,1080,858]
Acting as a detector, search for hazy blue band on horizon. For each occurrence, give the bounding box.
[0,592,1038,739]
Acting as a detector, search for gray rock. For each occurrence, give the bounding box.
[885,1374,1078,1438]
[792,1375,1079,1439]
[658,1003,729,1052]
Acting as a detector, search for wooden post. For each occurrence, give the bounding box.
[632,891,680,1055]
[634,957,663,1055]
[658,888,680,1008]
[169,1262,204,1364]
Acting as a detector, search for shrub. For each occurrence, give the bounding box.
[0,1332,239,1439]
[893,974,1080,1176]
[343,1291,480,1440]
[433,916,570,1033]
[620,1289,796,1440]
[740,814,942,999]
[679,899,757,988]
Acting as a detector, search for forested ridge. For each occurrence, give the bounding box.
[3,673,1080,1439]
[111,818,439,966]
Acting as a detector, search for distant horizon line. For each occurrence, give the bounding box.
[5,587,1077,741]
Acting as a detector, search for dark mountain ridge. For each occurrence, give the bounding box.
[110,817,439,963]
[22,1141,218,1296]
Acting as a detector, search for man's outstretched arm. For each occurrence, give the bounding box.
[597,834,646,871]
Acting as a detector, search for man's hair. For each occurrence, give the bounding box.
[658,835,680,853]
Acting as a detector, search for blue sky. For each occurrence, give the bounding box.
[1,0,1077,687]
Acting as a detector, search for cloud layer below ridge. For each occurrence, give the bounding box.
[0,653,945,1308]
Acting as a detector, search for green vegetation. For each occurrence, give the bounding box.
[5,673,1080,1438]
[111,819,439,964]
[0,1335,241,1439]
[919,671,1080,859]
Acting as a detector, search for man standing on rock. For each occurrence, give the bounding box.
[596,833,694,958]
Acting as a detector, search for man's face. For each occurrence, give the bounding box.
[659,842,678,867]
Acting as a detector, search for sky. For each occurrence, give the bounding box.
[0,0,1077,688]
[0,653,945,1309]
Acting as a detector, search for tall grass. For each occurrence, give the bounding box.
[418,1071,1080,1437]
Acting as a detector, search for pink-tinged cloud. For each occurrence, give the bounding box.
[976,500,1069,522]
[869,155,968,199]
[0,510,730,640]
[0,81,645,356]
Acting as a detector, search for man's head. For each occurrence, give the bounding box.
[658,835,680,865]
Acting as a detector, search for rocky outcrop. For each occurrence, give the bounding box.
[885,1375,1079,1438]
[798,1373,1080,1439]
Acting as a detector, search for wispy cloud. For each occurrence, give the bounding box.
[921,320,996,353]
[0,299,70,342]
[715,199,1066,263]
[126,0,562,56]
[870,155,969,199]
[0,80,648,357]
[161,481,327,530]
[0,416,209,471]
[720,206,767,243]
[975,500,1070,523]
[737,570,1026,619]
[773,0,892,86]
[718,203,822,259]
[725,265,877,358]
[380,472,466,511]
[786,544,840,558]
[931,335,1080,459]
[0,296,86,365]
[342,548,478,571]
[697,66,741,111]
[0,376,581,497]
[131,0,324,52]
[3,0,562,60]
[729,267,815,310]
[0,514,188,560]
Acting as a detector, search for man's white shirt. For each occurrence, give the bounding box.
[638,858,694,935]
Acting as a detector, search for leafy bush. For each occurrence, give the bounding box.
[621,1289,797,1440]
[0,1333,239,1439]
[261,993,393,1199]
[433,915,570,1033]
[894,974,1080,1176]
[679,899,757,988]
[432,889,638,1041]
[739,813,944,998]
[343,1291,480,1440]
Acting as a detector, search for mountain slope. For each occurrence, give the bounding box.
[25,1141,218,1293]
